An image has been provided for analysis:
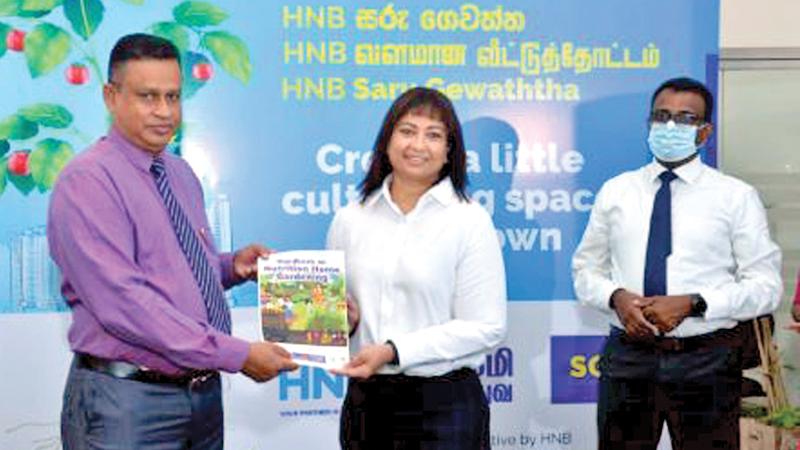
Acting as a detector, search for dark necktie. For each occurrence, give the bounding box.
[150,156,231,334]
[643,170,678,296]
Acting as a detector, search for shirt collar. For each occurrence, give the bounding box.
[363,176,388,208]
[427,177,458,206]
[107,126,164,173]
[365,175,458,209]
[645,155,704,185]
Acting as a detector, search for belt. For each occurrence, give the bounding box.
[621,323,744,353]
[77,354,218,388]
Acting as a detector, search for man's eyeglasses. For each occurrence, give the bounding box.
[648,109,705,126]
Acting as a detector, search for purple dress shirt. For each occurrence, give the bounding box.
[47,127,249,375]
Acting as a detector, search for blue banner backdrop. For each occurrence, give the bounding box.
[0,1,719,448]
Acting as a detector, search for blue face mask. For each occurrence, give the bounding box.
[647,121,700,162]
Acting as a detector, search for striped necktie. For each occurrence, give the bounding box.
[643,170,678,296]
[150,156,231,334]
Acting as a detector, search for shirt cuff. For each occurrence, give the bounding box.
[214,333,250,373]
[386,335,415,370]
[698,287,728,321]
[596,282,621,312]
[219,252,238,289]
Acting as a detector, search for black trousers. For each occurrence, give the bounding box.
[340,368,489,450]
[597,327,743,450]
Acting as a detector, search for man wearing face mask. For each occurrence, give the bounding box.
[572,77,782,450]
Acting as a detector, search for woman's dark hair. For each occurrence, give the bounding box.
[359,87,468,203]
[108,33,180,83]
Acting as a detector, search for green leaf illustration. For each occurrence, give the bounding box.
[0,115,39,140]
[29,138,73,191]
[21,0,61,11]
[24,23,71,77]
[21,0,61,7]
[18,10,51,17]
[17,0,61,17]
[0,158,6,196]
[169,123,183,156]
[18,103,73,128]
[8,172,35,195]
[0,0,20,16]
[0,22,10,56]
[181,51,209,99]
[64,0,104,40]
[149,21,189,52]
[201,31,250,84]
[173,1,227,28]
[0,140,8,155]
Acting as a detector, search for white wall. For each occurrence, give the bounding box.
[719,0,800,409]
[721,0,800,48]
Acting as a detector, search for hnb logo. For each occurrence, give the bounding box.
[279,367,345,401]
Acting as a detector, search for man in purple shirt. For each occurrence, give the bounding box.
[48,34,297,449]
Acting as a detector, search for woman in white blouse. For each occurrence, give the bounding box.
[327,87,507,449]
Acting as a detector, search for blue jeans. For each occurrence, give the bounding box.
[61,358,224,450]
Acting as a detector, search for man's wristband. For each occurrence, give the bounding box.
[385,340,400,366]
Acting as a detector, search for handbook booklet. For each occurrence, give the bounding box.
[258,250,349,369]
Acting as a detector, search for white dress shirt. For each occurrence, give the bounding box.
[326,176,507,376]
[572,157,782,337]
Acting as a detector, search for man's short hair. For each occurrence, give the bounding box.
[651,77,714,123]
[108,33,180,83]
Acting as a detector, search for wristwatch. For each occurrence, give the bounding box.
[689,293,707,317]
[385,340,400,366]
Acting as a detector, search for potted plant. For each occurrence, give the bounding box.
[740,317,800,450]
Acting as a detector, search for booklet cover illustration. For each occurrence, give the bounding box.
[258,250,349,368]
